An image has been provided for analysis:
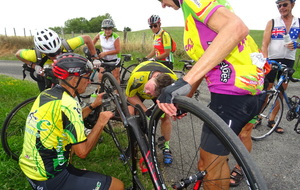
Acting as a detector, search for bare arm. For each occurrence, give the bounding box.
[127,95,148,112]
[81,35,97,56]
[92,33,100,45]
[183,7,249,85]
[261,20,272,58]
[146,48,156,59]
[72,111,113,159]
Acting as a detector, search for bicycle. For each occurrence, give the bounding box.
[1,67,59,161]
[251,60,300,140]
[82,47,138,89]
[84,71,268,189]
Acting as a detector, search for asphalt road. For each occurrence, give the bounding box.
[1,60,300,189]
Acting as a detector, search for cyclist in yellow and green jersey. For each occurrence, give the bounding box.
[19,53,123,190]
[16,28,98,91]
[126,61,178,164]
[145,15,175,70]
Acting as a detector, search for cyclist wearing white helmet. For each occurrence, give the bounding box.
[93,19,121,83]
[16,28,98,91]
[261,0,300,134]
[145,15,174,70]
[19,52,124,190]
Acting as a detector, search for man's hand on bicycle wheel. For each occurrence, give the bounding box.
[157,78,191,117]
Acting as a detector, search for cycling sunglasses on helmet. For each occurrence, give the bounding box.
[149,24,158,29]
[47,49,62,57]
[277,2,289,8]
[103,27,113,30]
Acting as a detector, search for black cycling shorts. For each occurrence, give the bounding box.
[200,93,262,156]
[27,164,112,190]
[266,58,294,83]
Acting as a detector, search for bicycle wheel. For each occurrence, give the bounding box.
[148,96,267,190]
[251,90,284,140]
[120,63,138,89]
[99,72,131,157]
[1,97,36,161]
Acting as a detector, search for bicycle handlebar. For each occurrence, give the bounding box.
[267,59,300,82]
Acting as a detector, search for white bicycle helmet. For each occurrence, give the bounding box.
[101,19,115,28]
[34,29,61,54]
[148,15,161,25]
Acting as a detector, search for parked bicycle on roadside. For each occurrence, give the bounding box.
[252,60,300,140]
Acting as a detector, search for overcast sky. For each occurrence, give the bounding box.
[1,0,299,36]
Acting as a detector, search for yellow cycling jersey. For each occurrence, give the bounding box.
[19,36,85,66]
[181,0,264,95]
[153,29,174,63]
[126,61,178,99]
[19,86,86,181]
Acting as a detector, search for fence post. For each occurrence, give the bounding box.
[24,28,26,37]
[13,28,16,36]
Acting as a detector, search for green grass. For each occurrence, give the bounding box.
[0,75,153,190]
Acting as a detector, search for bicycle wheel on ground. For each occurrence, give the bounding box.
[1,97,36,161]
[251,90,284,140]
[120,63,138,89]
[148,96,267,190]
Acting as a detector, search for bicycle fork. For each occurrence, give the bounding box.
[127,116,167,190]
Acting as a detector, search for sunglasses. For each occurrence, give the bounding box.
[277,3,289,8]
[47,49,62,57]
[81,76,91,80]
[103,27,112,30]
[149,24,158,29]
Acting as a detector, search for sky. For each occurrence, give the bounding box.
[1,0,300,36]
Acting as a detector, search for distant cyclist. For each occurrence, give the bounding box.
[125,61,178,164]
[16,28,98,91]
[145,15,174,70]
[93,19,121,82]
[19,53,124,190]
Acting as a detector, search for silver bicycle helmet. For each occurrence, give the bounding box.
[276,0,296,3]
[148,15,161,25]
[34,29,61,54]
[101,19,115,28]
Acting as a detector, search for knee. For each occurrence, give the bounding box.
[109,177,124,190]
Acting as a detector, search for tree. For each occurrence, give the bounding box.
[64,17,90,33]
[123,27,131,32]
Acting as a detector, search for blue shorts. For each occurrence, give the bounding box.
[200,93,262,156]
[27,164,112,190]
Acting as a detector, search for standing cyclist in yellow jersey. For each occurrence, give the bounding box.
[145,15,175,70]
[93,19,121,83]
[16,28,98,92]
[19,53,124,190]
[156,0,265,189]
[125,61,178,164]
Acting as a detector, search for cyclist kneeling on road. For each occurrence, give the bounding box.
[125,61,178,164]
[19,53,124,190]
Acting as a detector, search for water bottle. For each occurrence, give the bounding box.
[283,34,292,46]
[90,93,97,104]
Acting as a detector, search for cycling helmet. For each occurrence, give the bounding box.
[52,53,93,80]
[276,0,296,3]
[34,29,61,54]
[101,19,115,28]
[148,15,161,25]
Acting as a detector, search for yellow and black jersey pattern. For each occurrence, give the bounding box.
[126,61,178,99]
[19,85,86,181]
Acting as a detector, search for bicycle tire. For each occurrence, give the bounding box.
[148,96,267,190]
[1,97,37,161]
[120,63,138,89]
[251,90,284,140]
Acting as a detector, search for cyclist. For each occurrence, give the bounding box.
[156,0,265,189]
[16,28,99,92]
[261,0,300,134]
[145,15,175,70]
[125,61,178,164]
[93,19,121,82]
[19,53,124,190]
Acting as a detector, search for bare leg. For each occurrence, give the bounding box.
[160,114,172,141]
[198,148,230,190]
[108,177,124,190]
[112,67,121,84]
